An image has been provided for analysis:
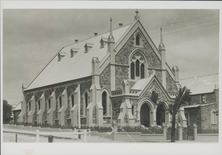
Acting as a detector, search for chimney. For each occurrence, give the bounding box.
[119,23,123,27]
[94,33,98,36]
[75,39,78,43]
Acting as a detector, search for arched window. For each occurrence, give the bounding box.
[211,110,218,124]
[185,112,190,126]
[136,35,140,45]
[136,60,139,77]
[71,94,74,107]
[131,62,135,79]
[102,92,107,116]
[59,96,62,108]
[85,93,88,109]
[29,102,31,111]
[132,105,134,116]
[141,63,144,79]
[48,98,51,109]
[38,100,41,110]
[156,104,165,125]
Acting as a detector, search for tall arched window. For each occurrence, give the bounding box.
[131,62,135,79]
[211,110,218,124]
[141,63,144,79]
[59,96,62,108]
[185,112,190,126]
[71,94,74,107]
[38,100,41,110]
[102,92,107,116]
[132,105,134,116]
[29,102,31,111]
[48,98,51,109]
[136,35,140,45]
[136,60,139,77]
[85,93,88,109]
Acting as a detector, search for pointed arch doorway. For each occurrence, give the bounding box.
[140,103,150,127]
[156,103,165,126]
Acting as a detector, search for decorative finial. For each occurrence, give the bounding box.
[108,17,115,42]
[134,9,140,21]
[158,27,165,51]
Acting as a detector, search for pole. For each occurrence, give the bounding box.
[78,84,81,129]
[36,130,39,142]
[15,133,17,143]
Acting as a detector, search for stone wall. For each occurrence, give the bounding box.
[112,99,122,121]
[206,93,216,104]
[80,80,92,116]
[24,93,33,121]
[100,65,111,93]
[200,104,218,130]
[115,66,129,90]
[190,95,200,105]
[43,89,54,124]
[166,71,178,93]
[53,87,65,123]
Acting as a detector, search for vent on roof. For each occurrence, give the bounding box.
[75,39,78,43]
[70,47,79,58]
[100,37,108,49]
[94,33,98,36]
[84,43,93,53]
[58,52,65,61]
[119,23,123,27]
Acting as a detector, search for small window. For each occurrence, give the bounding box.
[71,94,74,107]
[211,110,218,124]
[48,98,51,109]
[102,92,107,116]
[141,63,144,79]
[132,105,134,116]
[201,95,206,103]
[131,62,135,79]
[136,35,140,45]
[38,100,41,110]
[59,96,62,108]
[85,93,88,109]
[29,102,31,111]
[136,60,139,77]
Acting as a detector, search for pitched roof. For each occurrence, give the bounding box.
[179,73,218,95]
[13,101,21,111]
[25,24,131,91]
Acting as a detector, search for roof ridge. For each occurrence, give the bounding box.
[63,23,132,49]
[180,73,218,80]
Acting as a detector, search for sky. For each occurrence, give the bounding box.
[2,9,220,106]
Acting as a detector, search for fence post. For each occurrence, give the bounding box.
[48,135,53,143]
[84,130,87,143]
[112,123,117,140]
[74,128,77,140]
[88,129,91,139]
[163,124,167,141]
[178,124,183,141]
[15,133,17,143]
[193,123,197,141]
[36,130,39,142]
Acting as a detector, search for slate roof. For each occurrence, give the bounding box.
[25,24,131,91]
[179,73,218,95]
[13,102,21,111]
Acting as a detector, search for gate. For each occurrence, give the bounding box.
[183,126,194,140]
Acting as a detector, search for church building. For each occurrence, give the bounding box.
[16,11,185,128]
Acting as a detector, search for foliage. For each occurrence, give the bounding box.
[3,100,12,123]
[168,86,191,142]
[118,126,163,134]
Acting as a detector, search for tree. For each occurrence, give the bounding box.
[168,86,191,142]
[3,99,12,123]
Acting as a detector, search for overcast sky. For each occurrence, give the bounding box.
[3,9,220,105]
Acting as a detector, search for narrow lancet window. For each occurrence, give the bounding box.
[136,60,139,76]
[131,62,135,79]
[102,92,107,116]
[141,63,144,79]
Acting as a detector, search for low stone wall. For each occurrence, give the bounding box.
[196,134,218,142]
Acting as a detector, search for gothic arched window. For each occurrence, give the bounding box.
[71,94,74,107]
[136,35,140,45]
[132,105,134,116]
[48,98,51,109]
[141,63,145,79]
[29,102,31,111]
[136,60,139,76]
[85,93,88,109]
[131,62,135,79]
[59,96,62,108]
[38,100,41,110]
[102,92,107,116]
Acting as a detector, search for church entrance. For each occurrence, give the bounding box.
[140,103,150,127]
[156,103,165,126]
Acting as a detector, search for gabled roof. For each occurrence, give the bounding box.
[25,24,131,91]
[179,73,218,95]
[13,101,21,111]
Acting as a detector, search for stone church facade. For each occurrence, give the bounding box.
[16,11,185,128]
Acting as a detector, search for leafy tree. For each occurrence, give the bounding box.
[3,100,12,123]
[168,86,191,142]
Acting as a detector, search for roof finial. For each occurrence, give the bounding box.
[134,9,140,21]
[108,17,115,42]
[158,27,165,51]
